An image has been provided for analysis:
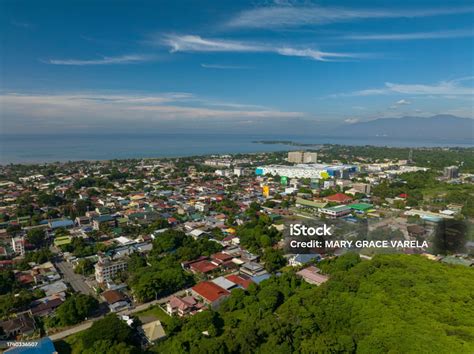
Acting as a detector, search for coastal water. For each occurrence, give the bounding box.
[0,133,472,164]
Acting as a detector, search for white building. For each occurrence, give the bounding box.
[11,237,25,256]
[194,202,209,212]
[95,257,128,283]
[233,167,245,177]
[256,164,356,179]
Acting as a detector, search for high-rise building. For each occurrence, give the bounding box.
[288,151,304,163]
[303,152,318,163]
[444,166,459,179]
[288,151,317,164]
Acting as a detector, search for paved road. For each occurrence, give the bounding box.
[55,260,93,295]
[119,289,187,316]
[49,289,187,341]
[49,320,95,341]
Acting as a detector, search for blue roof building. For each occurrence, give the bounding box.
[49,219,74,229]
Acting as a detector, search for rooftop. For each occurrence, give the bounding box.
[192,281,230,302]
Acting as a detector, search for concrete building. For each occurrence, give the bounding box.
[233,167,245,177]
[320,205,352,219]
[349,183,371,195]
[11,237,25,256]
[288,151,304,163]
[95,257,128,283]
[444,166,459,179]
[288,151,318,164]
[255,164,357,179]
[303,152,318,163]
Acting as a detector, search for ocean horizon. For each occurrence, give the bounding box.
[1,133,472,165]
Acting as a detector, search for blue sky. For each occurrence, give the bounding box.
[1,0,473,134]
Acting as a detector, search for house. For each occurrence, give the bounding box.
[140,320,166,344]
[0,313,36,338]
[323,193,353,204]
[189,260,218,274]
[191,281,230,309]
[30,295,65,317]
[240,262,267,277]
[296,266,329,285]
[188,229,207,239]
[225,274,254,289]
[211,276,237,291]
[102,290,131,312]
[289,253,322,267]
[93,215,116,230]
[39,281,68,297]
[166,295,202,317]
[211,252,233,265]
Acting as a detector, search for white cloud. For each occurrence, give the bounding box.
[163,35,260,53]
[337,78,474,97]
[201,63,253,69]
[344,118,359,124]
[162,34,364,61]
[45,54,155,65]
[342,29,474,41]
[0,92,303,132]
[395,99,411,105]
[276,47,357,61]
[227,5,474,29]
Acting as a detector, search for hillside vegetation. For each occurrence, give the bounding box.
[155,254,474,353]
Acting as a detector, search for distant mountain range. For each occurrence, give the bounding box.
[335,115,473,140]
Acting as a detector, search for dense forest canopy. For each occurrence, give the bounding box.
[155,254,474,353]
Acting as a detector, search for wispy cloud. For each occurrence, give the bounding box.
[335,78,474,97]
[344,118,359,124]
[11,20,34,29]
[395,99,411,105]
[227,5,474,29]
[343,29,474,41]
[389,99,412,109]
[0,92,303,131]
[44,54,155,66]
[163,35,259,52]
[162,34,365,62]
[201,63,253,69]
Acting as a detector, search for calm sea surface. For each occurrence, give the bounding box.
[1,134,472,164]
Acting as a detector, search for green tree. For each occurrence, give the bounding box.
[26,228,46,248]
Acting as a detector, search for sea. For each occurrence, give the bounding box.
[0,133,472,165]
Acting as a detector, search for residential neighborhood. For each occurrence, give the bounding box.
[0,146,473,352]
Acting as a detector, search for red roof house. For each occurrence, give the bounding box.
[225,274,254,289]
[191,281,230,308]
[211,252,233,264]
[189,260,218,274]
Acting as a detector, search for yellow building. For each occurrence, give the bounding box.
[262,185,270,198]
